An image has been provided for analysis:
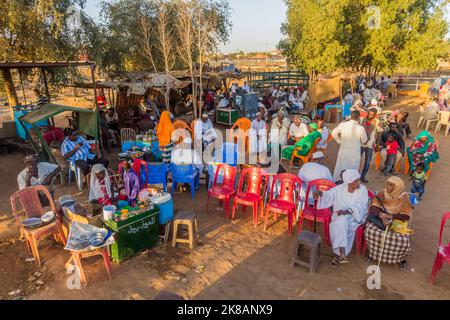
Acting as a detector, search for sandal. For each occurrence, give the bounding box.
[399,260,408,272]
[329,257,341,269]
[339,256,349,264]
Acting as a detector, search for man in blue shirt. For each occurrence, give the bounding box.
[61,130,109,177]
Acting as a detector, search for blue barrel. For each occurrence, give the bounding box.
[151,193,174,225]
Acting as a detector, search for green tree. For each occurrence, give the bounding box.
[281,0,450,79]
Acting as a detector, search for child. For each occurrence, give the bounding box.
[410,162,427,201]
[121,161,140,207]
[384,134,400,176]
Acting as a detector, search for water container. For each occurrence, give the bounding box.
[150,193,174,225]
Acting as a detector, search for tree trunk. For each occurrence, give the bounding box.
[2,68,19,109]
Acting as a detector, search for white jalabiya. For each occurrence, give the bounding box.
[318,170,369,256]
[331,120,368,181]
[195,119,217,144]
[89,164,112,203]
[298,162,334,208]
[249,119,267,154]
[270,116,291,147]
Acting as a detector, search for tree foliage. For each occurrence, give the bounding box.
[280,0,450,78]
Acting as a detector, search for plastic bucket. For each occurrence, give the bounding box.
[103,205,117,221]
[150,193,174,225]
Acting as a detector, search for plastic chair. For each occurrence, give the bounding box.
[10,186,67,266]
[231,167,266,228]
[207,164,237,219]
[435,111,450,136]
[68,160,83,191]
[375,150,402,173]
[263,174,302,236]
[170,164,200,200]
[230,118,252,153]
[120,128,136,143]
[429,212,450,285]
[426,117,439,132]
[290,138,321,169]
[142,163,169,192]
[67,247,113,286]
[418,105,427,128]
[297,179,337,245]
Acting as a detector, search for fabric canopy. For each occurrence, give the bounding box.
[20,103,98,138]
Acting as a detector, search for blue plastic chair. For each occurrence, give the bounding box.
[121,141,135,153]
[214,143,238,167]
[141,163,169,192]
[170,164,200,200]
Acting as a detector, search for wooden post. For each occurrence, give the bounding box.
[41,68,51,102]
[1,68,19,118]
[18,69,27,105]
[91,64,103,157]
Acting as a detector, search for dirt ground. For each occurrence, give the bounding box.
[0,95,449,300]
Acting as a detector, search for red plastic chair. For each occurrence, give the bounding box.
[297,179,336,245]
[10,186,67,266]
[429,212,450,285]
[207,164,237,219]
[231,167,266,227]
[356,189,376,256]
[263,174,302,236]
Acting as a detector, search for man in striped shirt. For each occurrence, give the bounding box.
[61,130,109,177]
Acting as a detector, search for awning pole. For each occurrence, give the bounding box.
[18,69,27,105]
[91,65,103,157]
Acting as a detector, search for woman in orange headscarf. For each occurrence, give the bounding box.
[157,111,175,164]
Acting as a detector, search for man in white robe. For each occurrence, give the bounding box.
[195,113,217,150]
[249,113,268,164]
[314,169,369,268]
[298,151,333,209]
[331,111,368,181]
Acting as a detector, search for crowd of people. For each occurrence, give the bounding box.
[15,78,442,273]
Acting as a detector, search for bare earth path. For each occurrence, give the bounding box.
[0,95,449,300]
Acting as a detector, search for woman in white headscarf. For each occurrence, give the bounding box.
[314,169,369,268]
[89,164,113,205]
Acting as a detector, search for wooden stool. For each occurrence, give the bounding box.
[291,231,321,275]
[66,247,113,286]
[171,211,199,249]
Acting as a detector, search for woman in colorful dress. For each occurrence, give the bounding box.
[407,131,439,173]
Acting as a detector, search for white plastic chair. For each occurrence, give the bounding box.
[418,105,427,128]
[435,111,450,136]
[68,161,83,191]
[120,128,136,143]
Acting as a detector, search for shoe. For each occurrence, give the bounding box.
[361,178,369,184]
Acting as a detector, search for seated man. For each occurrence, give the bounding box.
[17,155,61,191]
[17,155,61,206]
[61,130,109,177]
[195,113,217,151]
[105,107,119,131]
[298,151,333,208]
[314,169,369,269]
[426,98,440,121]
[249,112,268,164]
[288,116,309,145]
[218,95,230,109]
[137,111,157,133]
[377,123,405,174]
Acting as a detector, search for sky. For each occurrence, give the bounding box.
[84,0,287,54]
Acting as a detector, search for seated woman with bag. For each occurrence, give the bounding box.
[365,177,414,271]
